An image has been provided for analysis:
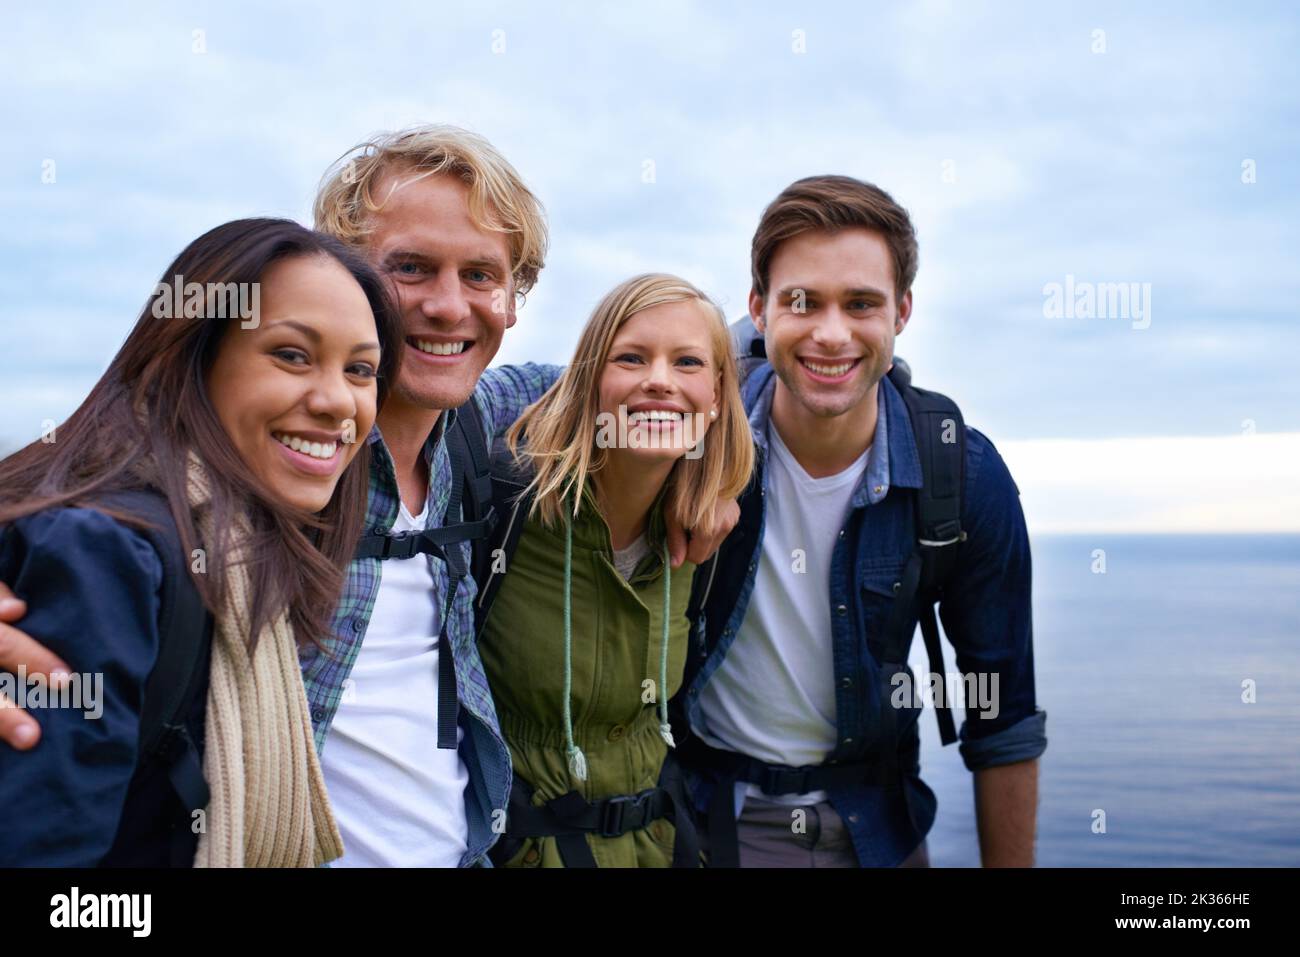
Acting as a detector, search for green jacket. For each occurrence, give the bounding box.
[479,482,696,867]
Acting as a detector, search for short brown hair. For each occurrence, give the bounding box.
[751,175,918,301]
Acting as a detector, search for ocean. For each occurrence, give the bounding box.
[911,534,1300,867]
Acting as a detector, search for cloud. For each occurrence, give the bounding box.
[2,1,1297,530]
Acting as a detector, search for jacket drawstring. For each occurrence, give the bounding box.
[562,513,588,781]
[656,538,675,749]
[560,508,676,785]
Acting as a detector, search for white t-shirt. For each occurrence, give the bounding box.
[321,499,470,866]
[612,532,651,580]
[696,420,870,808]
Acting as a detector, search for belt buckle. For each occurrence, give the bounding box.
[763,766,810,795]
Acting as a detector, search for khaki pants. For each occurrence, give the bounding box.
[716,798,931,868]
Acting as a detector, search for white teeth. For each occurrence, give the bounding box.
[413,339,467,355]
[628,409,684,424]
[803,359,854,376]
[274,433,337,460]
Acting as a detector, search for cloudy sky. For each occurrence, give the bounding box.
[2,1,1296,532]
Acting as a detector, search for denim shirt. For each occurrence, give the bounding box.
[683,361,1048,866]
[298,362,562,867]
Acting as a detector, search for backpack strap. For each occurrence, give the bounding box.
[880,364,967,748]
[351,399,498,749]
[451,396,496,538]
[472,434,536,636]
[684,554,719,648]
[100,488,213,864]
[730,315,767,391]
[494,757,701,868]
[435,398,496,749]
[354,399,498,562]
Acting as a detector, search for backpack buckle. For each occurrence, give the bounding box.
[153,723,191,766]
[599,791,652,837]
[919,519,965,548]
[380,530,412,559]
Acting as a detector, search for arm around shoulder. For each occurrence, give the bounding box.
[475,362,566,438]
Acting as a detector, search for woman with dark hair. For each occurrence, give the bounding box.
[0,218,404,866]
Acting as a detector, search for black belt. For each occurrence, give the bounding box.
[679,736,920,868]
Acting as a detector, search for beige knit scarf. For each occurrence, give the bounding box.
[180,456,344,867]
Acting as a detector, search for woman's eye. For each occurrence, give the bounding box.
[614,353,642,364]
[677,356,705,367]
[272,348,308,365]
[348,363,378,379]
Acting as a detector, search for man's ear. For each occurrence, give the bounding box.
[748,288,766,335]
[895,288,913,336]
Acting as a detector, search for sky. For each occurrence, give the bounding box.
[1,1,1296,533]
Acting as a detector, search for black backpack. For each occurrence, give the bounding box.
[95,488,213,866]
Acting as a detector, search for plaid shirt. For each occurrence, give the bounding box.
[299,362,563,867]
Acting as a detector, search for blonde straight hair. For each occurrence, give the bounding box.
[313,124,549,297]
[506,273,754,534]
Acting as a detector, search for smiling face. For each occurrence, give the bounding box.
[749,227,912,419]
[205,254,381,512]
[597,299,720,467]
[364,170,515,413]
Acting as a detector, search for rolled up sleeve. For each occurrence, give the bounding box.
[939,428,1047,773]
[959,706,1047,771]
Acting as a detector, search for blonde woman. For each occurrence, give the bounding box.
[476,273,754,868]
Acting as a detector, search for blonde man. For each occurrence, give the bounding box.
[307,128,733,866]
[299,124,559,867]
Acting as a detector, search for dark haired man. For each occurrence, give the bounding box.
[677,175,1046,867]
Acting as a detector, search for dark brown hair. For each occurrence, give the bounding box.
[751,175,919,301]
[0,218,404,648]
